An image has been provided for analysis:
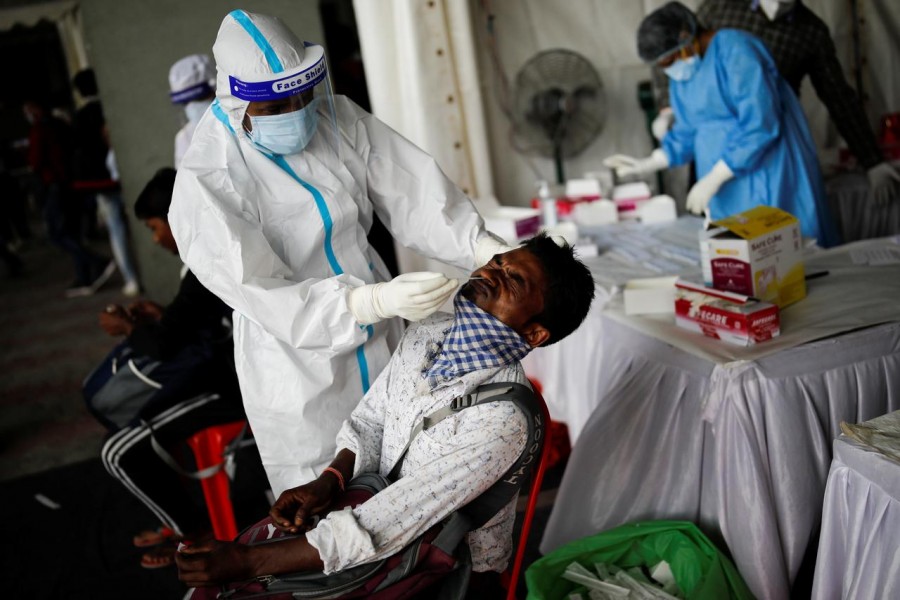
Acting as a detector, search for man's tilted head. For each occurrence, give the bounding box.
[461,233,595,347]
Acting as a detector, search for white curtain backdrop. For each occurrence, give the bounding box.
[353,0,496,276]
[0,1,90,86]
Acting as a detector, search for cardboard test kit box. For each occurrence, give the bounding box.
[675,279,781,346]
[700,206,806,307]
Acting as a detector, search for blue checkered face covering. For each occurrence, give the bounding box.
[424,294,533,386]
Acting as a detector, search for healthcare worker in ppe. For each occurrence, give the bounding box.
[168,10,511,496]
[682,0,900,206]
[606,1,839,247]
[169,54,216,167]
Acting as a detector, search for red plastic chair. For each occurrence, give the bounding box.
[185,420,248,541]
[501,380,553,600]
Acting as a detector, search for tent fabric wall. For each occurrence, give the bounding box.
[0,0,74,29]
[0,1,89,88]
[353,0,495,276]
[54,6,89,87]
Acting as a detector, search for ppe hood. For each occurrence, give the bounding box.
[212,10,333,138]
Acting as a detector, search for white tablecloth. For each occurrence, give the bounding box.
[539,320,900,600]
[524,223,900,441]
[812,425,900,599]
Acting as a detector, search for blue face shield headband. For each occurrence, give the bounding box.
[247,97,320,155]
[228,48,326,102]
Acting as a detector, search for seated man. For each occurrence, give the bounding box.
[175,233,595,594]
[97,168,249,568]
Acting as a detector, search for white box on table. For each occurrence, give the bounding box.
[701,206,806,308]
[612,182,652,220]
[482,206,542,243]
[674,278,780,346]
[623,276,678,315]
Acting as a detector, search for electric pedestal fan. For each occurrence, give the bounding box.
[511,49,606,184]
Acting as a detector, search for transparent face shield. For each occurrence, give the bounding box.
[232,44,340,158]
[653,30,696,67]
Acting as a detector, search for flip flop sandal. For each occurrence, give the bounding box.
[140,544,176,569]
[133,526,176,548]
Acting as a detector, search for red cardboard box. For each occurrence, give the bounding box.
[674,279,780,346]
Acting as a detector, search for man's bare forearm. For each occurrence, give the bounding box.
[246,534,325,576]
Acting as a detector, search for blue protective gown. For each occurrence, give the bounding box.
[663,29,840,247]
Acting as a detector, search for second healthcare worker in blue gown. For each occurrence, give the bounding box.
[168,11,512,497]
[606,1,839,247]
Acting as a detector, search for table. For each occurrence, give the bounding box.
[812,416,900,599]
[524,221,900,442]
[526,224,900,600]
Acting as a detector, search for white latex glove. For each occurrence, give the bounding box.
[651,108,675,142]
[474,234,515,267]
[603,149,669,178]
[867,162,900,206]
[347,272,458,325]
[686,160,734,215]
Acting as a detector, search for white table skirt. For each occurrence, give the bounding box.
[826,171,900,243]
[539,319,900,600]
[812,434,900,599]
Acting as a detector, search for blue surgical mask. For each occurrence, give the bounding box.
[664,56,700,82]
[184,100,210,124]
[247,99,319,155]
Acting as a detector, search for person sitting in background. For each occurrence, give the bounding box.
[96,168,250,569]
[176,233,596,598]
[96,168,232,375]
[168,54,216,167]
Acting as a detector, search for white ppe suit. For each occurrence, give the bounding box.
[168,11,491,496]
[169,54,215,167]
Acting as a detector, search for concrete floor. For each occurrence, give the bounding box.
[0,234,139,482]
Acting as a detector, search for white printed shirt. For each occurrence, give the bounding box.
[306,312,529,573]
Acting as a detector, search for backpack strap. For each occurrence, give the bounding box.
[457,382,543,530]
[387,381,544,530]
[387,383,518,481]
[144,397,253,480]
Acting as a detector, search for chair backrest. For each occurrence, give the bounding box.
[504,381,553,600]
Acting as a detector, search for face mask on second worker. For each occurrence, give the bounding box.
[184,100,211,124]
[664,55,700,81]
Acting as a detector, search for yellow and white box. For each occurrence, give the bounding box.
[700,206,805,308]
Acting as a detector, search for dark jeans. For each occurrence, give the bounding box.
[41,183,104,285]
